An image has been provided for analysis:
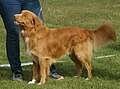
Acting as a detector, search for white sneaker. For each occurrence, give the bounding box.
[50,73,64,80]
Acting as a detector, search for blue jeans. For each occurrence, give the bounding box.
[0,0,56,74]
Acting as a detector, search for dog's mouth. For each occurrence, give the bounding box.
[14,20,24,26]
[14,21,19,25]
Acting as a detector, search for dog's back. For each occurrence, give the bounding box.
[41,24,116,59]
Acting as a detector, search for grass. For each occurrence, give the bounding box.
[0,0,120,89]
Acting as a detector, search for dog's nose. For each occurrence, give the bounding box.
[14,15,16,19]
[14,14,19,24]
[14,15,17,21]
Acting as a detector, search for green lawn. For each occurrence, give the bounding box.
[0,0,120,89]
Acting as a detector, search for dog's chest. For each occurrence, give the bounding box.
[24,36,39,63]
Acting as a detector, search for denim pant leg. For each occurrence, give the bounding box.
[50,64,57,74]
[0,0,22,72]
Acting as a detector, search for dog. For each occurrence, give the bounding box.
[14,10,116,85]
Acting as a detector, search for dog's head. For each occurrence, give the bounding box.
[14,10,43,33]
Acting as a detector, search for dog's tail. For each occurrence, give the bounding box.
[90,24,116,50]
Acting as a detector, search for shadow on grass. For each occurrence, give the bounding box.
[55,62,119,81]
[0,67,12,80]
[107,43,120,51]
[92,67,119,80]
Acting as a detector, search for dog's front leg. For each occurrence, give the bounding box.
[37,59,47,85]
[28,61,38,84]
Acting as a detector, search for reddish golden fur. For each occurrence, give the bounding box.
[14,10,116,85]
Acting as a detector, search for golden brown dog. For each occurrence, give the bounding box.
[14,10,116,85]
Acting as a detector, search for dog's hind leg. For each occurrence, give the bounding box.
[74,42,93,80]
[69,52,82,77]
[81,56,92,80]
[75,53,92,80]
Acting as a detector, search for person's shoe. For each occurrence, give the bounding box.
[12,71,23,81]
[50,73,64,80]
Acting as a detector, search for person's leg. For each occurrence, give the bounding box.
[0,0,22,81]
[50,64,56,74]
[50,64,64,80]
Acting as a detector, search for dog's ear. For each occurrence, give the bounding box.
[33,16,43,31]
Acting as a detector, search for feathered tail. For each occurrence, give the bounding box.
[90,24,116,50]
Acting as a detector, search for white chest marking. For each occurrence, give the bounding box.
[25,37,31,56]
[24,37,37,62]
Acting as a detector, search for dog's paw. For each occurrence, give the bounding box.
[37,83,42,85]
[28,79,36,84]
[74,76,78,77]
[37,82,45,85]
[85,78,89,81]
